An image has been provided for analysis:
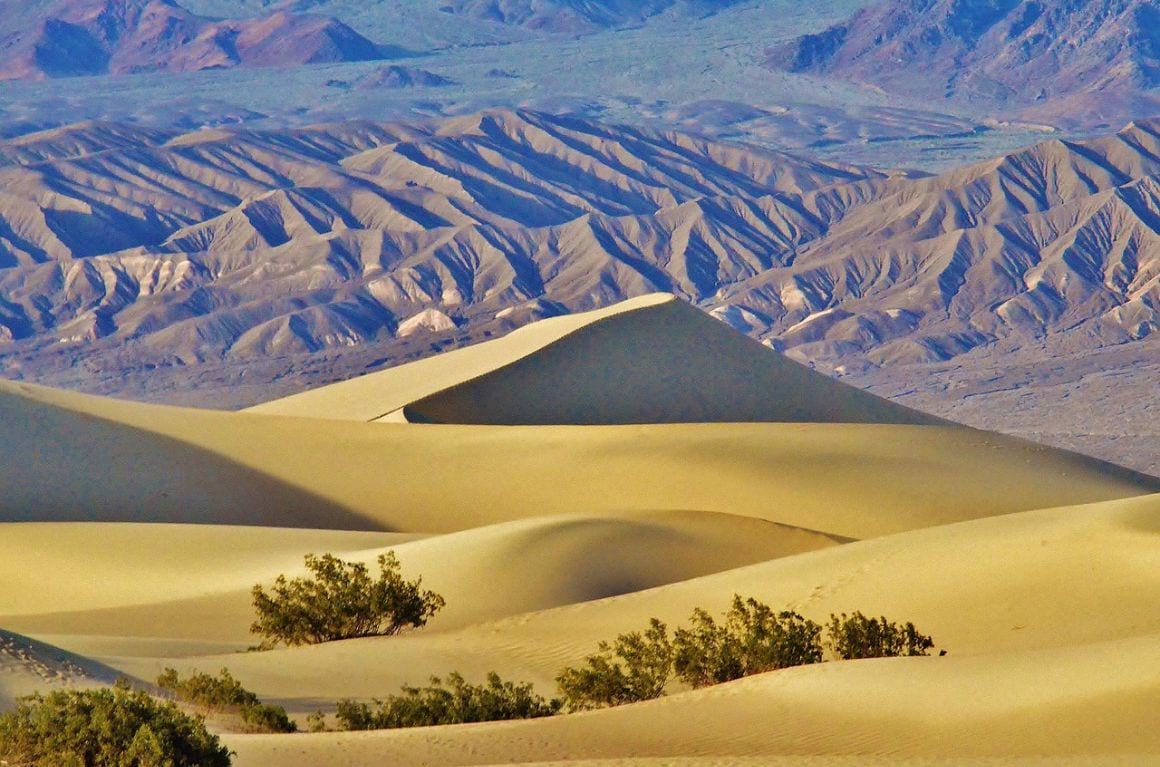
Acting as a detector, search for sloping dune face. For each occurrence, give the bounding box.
[400,296,937,425]
[7,378,1152,536]
[1,294,1157,766]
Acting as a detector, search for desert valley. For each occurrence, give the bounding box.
[0,0,1158,765]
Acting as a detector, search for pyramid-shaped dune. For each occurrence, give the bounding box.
[254,293,943,426]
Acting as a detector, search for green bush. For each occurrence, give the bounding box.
[825,611,935,659]
[306,711,328,733]
[157,667,255,711]
[0,682,232,767]
[157,667,296,733]
[673,596,823,687]
[555,618,673,710]
[555,599,937,710]
[334,672,560,730]
[250,552,445,647]
[238,703,296,735]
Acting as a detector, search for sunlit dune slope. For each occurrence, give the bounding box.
[1,376,1154,537]
[0,511,841,645]
[226,635,1160,767]
[94,493,1160,705]
[251,294,942,426]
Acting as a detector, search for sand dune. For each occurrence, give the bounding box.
[247,296,685,421]
[2,377,1155,538]
[226,635,1160,766]
[2,290,1158,765]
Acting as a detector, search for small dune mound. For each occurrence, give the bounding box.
[380,510,846,629]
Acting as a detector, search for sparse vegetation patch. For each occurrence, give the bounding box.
[335,672,560,730]
[824,611,935,660]
[555,618,674,710]
[556,596,937,710]
[157,667,296,733]
[250,552,445,647]
[673,596,824,688]
[0,682,232,767]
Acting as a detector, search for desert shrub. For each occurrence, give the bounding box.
[334,698,378,731]
[238,703,296,734]
[673,596,823,687]
[825,611,935,659]
[251,552,445,647]
[157,667,296,734]
[305,710,328,733]
[555,618,673,710]
[0,682,232,767]
[334,672,560,730]
[157,667,256,711]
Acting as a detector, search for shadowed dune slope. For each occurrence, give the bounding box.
[252,294,943,426]
[245,295,681,421]
[225,635,1160,767]
[0,629,121,708]
[0,511,841,644]
[0,380,373,529]
[1,377,1156,537]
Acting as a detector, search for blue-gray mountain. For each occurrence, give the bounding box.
[767,0,1160,127]
[0,0,399,80]
[434,0,744,32]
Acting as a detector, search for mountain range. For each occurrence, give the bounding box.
[2,0,1153,180]
[0,0,398,80]
[434,0,743,33]
[769,0,1160,127]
